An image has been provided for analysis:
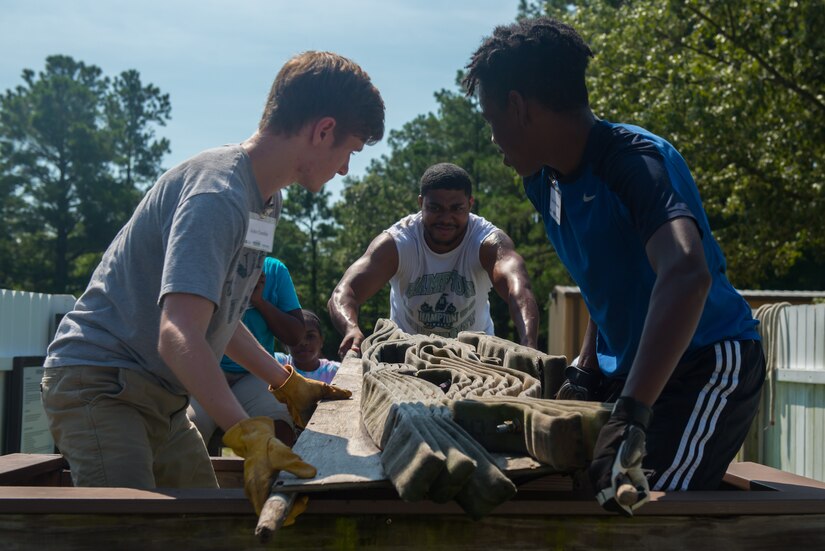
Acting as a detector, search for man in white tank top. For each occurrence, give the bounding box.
[329,163,539,358]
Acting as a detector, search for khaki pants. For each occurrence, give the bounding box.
[41,365,218,489]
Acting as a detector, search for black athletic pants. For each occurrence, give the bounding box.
[599,339,765,490]
[643,339,766,490]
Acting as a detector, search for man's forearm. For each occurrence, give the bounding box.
[253,299,305,347]
[508,290,539,348]
[159,327,248,432]
[224,322,290,388]
[328,290,361,335]
[483,239,539,349]
[622,267,711,406]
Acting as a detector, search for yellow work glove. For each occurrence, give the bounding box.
[284,495,309,527]
[222,417,316,515]
[269,364,352,428]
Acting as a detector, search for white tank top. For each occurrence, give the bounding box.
[386,212,496,338]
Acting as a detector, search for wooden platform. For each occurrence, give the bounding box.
[271,356,554,496]
[1,358,824,549]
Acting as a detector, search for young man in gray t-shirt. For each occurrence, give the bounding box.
[41,51,385,515]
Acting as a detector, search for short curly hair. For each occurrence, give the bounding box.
[419,163,473,197]
[463,17,593,112]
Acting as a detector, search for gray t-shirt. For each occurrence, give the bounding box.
[45,145,281,394]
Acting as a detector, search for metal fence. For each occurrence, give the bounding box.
[0,289,75,369]
[745,303,825,482]
[0,289,76,453]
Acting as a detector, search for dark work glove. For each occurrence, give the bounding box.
[556,364,602,401]
[588,396,652,517]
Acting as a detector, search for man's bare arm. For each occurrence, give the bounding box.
[249,276,305,347]
[328,232,399,358]
[622,217,711,406]
[159,293,250,431]
[479,230,540,348]
[224,320,291,387]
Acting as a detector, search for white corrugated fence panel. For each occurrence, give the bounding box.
[0,289,75,454]
[0,289,76,370]
[755,303,825,482]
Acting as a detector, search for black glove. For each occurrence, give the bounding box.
[588,396,652,517]
[556,364,602,401]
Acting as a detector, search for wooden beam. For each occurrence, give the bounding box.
[0,454,66,486]
[0,486,252,514]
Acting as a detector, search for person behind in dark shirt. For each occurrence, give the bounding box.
[463,17,765,515]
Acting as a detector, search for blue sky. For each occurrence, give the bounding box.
[1,0,520,196]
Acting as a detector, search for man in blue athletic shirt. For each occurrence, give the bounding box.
[464,17,765,515]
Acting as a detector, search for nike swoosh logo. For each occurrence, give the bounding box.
[583,193,596,202]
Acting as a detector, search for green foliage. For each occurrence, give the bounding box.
[330,79,572,350]
[7,0,818,361]
[281,185,337,314]
[0,55,171,294]
[104,69,171,190]
[272,186,346,358]
[524,0,825,288]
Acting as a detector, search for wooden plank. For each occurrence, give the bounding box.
[211,456,244,489]
[816,383,825,482]
[1,511,824,550]
[0,486,252,514]
[2,479,825,517]
[725,461,825,492]
[281,512,825,549]
[273,356,389,492]
[816,304,825,369]
[804,305,815,368]
[0,454,245,489]
[273,356,552,494]
[303,492,825,516]
[0,454,65,486]
[1,455,825,521]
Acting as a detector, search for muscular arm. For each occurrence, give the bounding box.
[249,276,305,347]
[158,293,252,432]
[328,233,399,358]
[479,230,539,349]
[622,217,712,406]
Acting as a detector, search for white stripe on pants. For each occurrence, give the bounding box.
[652,340,742,491]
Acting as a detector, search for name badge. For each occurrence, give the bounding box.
[549,177,562,225]
[245,213,276,252]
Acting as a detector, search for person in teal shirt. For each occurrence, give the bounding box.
[189,257,305,447]
[220,257,304,372]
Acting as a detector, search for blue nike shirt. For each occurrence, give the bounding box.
[524,120,758,377]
